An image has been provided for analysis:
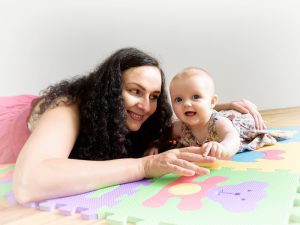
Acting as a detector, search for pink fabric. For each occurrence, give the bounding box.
[0,95,38,163]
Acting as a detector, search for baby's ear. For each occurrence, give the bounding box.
[211,94,218,108]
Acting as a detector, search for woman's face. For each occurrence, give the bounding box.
[122,66,162,131]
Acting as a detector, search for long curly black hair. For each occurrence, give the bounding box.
[38,47,173,160]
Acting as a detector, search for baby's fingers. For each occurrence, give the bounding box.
[201,143,212,156]
[210,143,223,158]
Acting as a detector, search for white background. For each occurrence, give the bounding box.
[0,0,299,110]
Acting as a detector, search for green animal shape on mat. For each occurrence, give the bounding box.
[105,168,300,225]
[142,174,267,212]
[143,175,228,211]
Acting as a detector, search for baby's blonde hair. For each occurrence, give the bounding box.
[171,67,215,94]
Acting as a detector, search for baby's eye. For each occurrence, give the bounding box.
[174,97,182,103]
[192,95,201,100]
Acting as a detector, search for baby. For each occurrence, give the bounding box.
[169,67,290,159]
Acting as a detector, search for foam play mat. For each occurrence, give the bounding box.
[1,128,300,225]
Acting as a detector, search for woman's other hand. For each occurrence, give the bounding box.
[142,147,216,178]
[215,99,266,130]
[229,99,266,130]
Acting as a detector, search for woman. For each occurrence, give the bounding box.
[0,48,264,204]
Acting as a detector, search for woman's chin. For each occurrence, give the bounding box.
[126,122,142,132]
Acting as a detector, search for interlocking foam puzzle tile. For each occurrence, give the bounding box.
[291,190,300,224]
[198,142,300,173]
[0,164,14,199]
[1,168,300,225]
[197,127,300,173]
[33,179,152,219]
[1,128,300,224]
[104,168,300,225]
[268,127,300,143]
[0,165,153,219]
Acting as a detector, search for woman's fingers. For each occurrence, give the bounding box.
[243,99,266,130]
[252,110,266,130]
[143,147,216,178]
[231,99,266,130]
[170,159,210,176]
[179,146,203,154]
[251,111,261,129]
[179,146,210,156]
[177,151,215,163]
[177,146,217,162]
[231,101,249,114]
[168,150,215,175]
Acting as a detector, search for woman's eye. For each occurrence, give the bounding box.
[175,97,182,103]
[150,95,159,101]
[129,89,140,95]
[192,95,201,100]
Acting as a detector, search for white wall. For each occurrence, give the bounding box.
[1,0,299,110]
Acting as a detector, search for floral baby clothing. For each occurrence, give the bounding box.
[177,110,292,152]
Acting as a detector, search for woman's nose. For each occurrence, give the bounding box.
[137,97,151,112]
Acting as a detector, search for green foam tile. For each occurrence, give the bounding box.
[290,207,300,223]
[105,168,299,225]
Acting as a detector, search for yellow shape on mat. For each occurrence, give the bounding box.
[168,183,202,195]
[197,142,300,173]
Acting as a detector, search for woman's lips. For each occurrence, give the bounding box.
[128,111,144,121]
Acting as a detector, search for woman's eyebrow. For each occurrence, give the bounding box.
[127,83,146,91]
[127,83,161,94]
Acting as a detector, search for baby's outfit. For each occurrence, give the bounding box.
[0,95,38,163]
[177,110,291,152]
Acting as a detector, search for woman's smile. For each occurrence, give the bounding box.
[128,111,144,121]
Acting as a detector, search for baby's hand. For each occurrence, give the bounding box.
[201,142,230,159]
[144,147,159,156]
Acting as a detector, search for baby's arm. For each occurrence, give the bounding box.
[202,117,240,159]
[216,117,240,156]
[172,120,183,139]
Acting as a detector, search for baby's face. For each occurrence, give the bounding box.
[170,75,215,127]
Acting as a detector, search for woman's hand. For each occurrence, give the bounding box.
[215,99,266,130]
[141,147,216,178]
[229,99,266,130]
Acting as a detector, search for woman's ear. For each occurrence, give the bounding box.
[211,94,218,108]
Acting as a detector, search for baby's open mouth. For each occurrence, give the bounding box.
[184,111,196,116]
